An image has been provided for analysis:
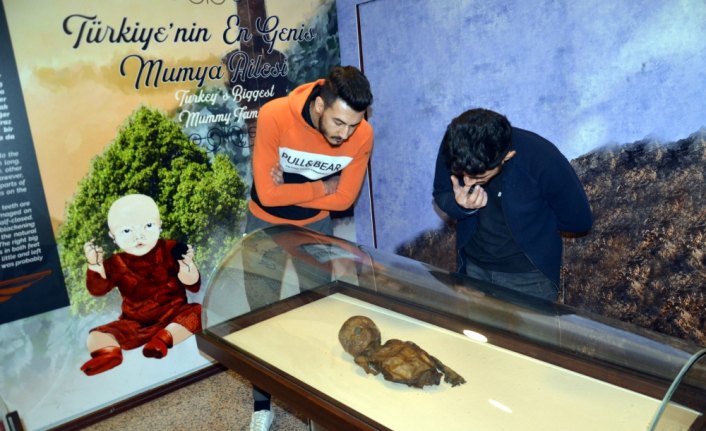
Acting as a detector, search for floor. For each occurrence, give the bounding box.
[82,369,309,431]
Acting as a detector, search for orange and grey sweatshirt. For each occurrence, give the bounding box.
[248,80,374,226]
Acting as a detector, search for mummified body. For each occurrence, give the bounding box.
[338,315,466,388]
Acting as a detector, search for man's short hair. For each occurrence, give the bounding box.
[442,108,512,176]
[319,66,373,112]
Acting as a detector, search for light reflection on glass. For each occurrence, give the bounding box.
[489,398,513,414]
[463,329,488,343]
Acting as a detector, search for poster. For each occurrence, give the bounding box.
[0,0,340,429]
[0,4,69,324]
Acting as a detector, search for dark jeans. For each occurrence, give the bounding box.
[245,210,333,235]
[244,210,333,410]
[464,261,558,302]
[243,211,333,309]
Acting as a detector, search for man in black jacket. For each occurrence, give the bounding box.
[433,108,592,301]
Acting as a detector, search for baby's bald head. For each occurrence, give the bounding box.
[108,194,161,256]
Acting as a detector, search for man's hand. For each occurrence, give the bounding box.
[323,176,340,195]
[271,164,284,185]
[84,240,107,279]
[451,175,488,209]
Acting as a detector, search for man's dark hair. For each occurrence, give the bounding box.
[442,108,513,176]
[319,66,373,112]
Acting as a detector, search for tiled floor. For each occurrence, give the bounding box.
[82,369,309,431]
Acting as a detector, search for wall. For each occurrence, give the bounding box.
[336,0,706,345]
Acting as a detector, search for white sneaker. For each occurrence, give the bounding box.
[249,409,274,431]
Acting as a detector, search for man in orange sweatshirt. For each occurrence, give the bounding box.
[245,65,373,431]
[247,65,373,233]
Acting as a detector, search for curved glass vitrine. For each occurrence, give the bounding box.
[197,225,706,431]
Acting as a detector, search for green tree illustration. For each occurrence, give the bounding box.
[58,106,247,315]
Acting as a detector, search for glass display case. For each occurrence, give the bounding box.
[196,225,706,431]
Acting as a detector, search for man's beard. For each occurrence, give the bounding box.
[318,116,343,146]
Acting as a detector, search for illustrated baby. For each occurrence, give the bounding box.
[80,194,201,376]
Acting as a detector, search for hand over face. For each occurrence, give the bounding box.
[451,175,488,209]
